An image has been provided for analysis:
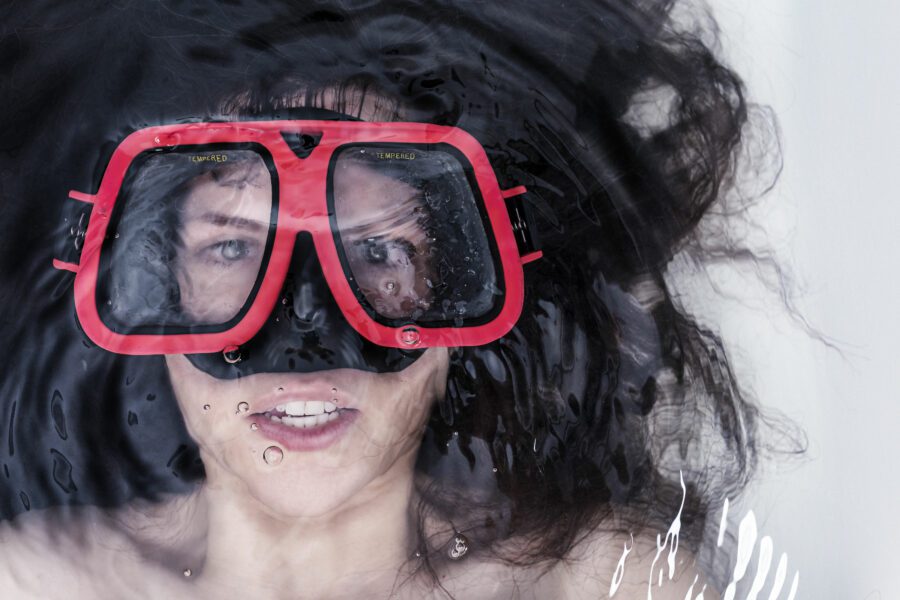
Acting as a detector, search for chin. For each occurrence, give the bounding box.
[242,460,372,520]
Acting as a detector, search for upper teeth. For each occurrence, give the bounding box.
[275,400,338,416]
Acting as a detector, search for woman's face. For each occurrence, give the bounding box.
[164,154,450,519]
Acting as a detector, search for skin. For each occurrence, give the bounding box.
[163,351,449,597]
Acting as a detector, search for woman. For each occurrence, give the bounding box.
[0,0,773,597]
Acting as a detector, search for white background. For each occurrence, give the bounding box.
[686,1,900,598]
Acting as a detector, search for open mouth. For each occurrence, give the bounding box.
[250,398,359,452]
[263,400,345,428]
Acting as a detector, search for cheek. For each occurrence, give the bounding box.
[348,352,447,451]
[164,355,234,444]
[385,350,448,431]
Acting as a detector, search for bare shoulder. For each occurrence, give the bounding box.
[0,497,201,599]
[0,504,134,598]
[552,525,720,600]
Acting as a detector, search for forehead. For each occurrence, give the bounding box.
[332,157,425,234]
[177,152,426,238]
[181,157,273,222]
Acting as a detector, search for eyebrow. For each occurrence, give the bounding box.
[338,191,426,236]
[191,212,270,232]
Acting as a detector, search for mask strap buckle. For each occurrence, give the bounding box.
[501,186,543,264]
[52,190,95,273]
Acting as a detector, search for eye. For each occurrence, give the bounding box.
[356,238,416,265]
[359,238,388,264]
[205,239,254,264]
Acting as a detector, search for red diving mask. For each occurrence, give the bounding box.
[53,121,542,356]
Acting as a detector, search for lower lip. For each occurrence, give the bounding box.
[251,410,359,452]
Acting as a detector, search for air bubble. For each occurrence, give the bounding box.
[223,346,242,364]
[384,280,397,292]
[236,402,249,414]
[400,327,421,346]
[263,446,284,465]
[250,423,258,431]
[202,404,210,411]
[448,533,469,560]
[183,568,192,577]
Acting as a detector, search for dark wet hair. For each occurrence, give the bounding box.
[0,0,784,593]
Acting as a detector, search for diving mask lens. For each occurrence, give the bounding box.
[330,144,502,327]
[96,146,276,333]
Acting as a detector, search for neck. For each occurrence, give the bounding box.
[195,450,421,598]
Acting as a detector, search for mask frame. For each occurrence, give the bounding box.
[53,120,542,355]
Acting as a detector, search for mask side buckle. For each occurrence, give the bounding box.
[501,186,543,264]
[52,190,96,273]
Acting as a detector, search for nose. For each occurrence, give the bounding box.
[280,233,335,333]
[290,279,324,331]
[185,232,426,378]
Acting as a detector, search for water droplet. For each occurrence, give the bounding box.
[263,446,284,465]
[223,346,242,364]
[202,404,210,411]
[154,136,161,144]
[236,402,249,414]
[50,390,68,440]
[127,411,138,426]
[492,467,498,473]
[183,568,192,577]
[400,327,421,346]
[384,280,396,292]
[250,423,258,431]
[331,387,337,394]
[277,386,284,392]
[50,449,77,493]
[448,533,469,560]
